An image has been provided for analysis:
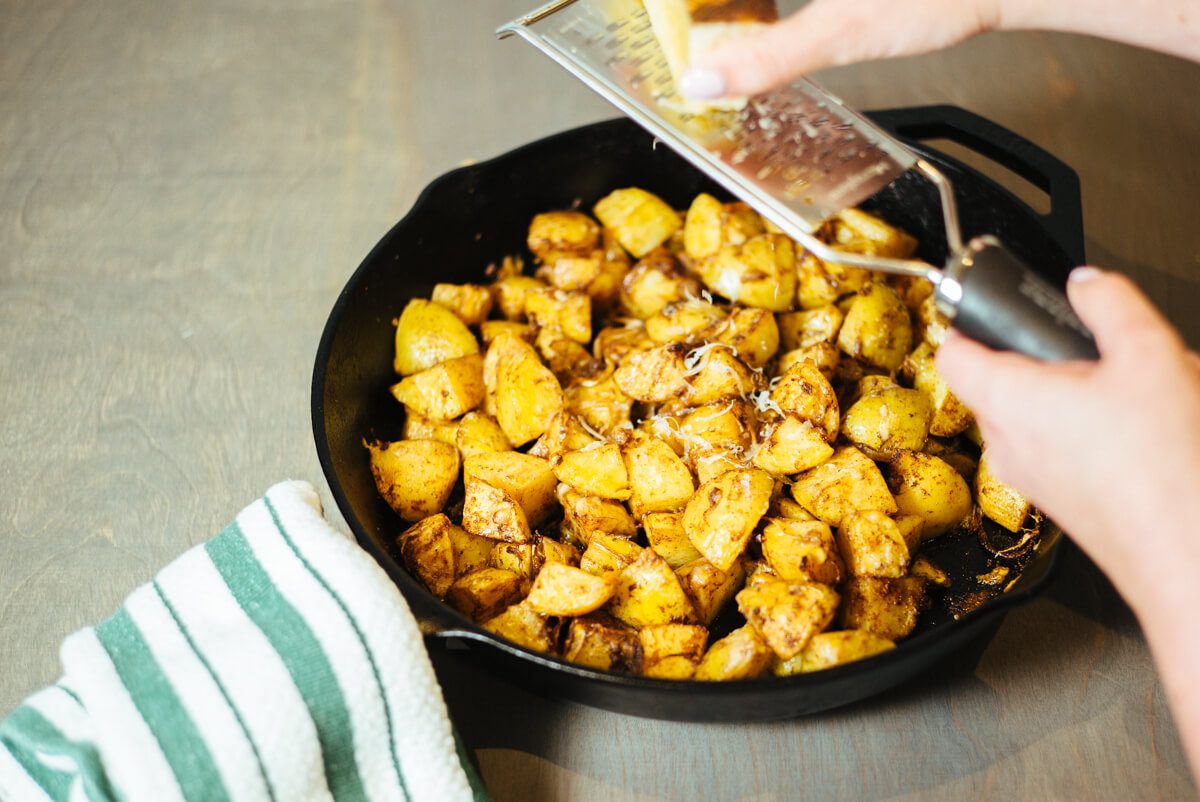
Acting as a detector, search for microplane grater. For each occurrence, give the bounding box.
[497,0,1100,362]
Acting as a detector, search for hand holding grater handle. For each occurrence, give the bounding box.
[937,237,1099,361]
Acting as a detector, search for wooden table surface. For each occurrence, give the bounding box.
[3,1,1199,799]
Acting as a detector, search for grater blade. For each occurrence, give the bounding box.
[498,0,918,239]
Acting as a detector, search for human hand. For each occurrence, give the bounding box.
[934,268,1200,612]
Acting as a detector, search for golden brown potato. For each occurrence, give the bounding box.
[613,343,690,403]
[639,623,708,679]
[840,577,926,640]
[462,477,531,543]
[836,282,913,371]
[579,531,644,576]
[904,342,974,437]
[770,361,840,442]
[975,452,1032,532]
[594,187,682,258]
[480,320,535,346]
[696,234,797,312]
[760,517,843,585]
[910,555,951,587]
[446,521,496,577]
[527,210,601,262]
[528,411,600,460]
[682,468,774,572]
[796,251,845,310]
[368,439,460,521]
[678,399,756,459]
[623,434,696,518]
[396,514,458,598]
[393,298,480,376]
[888,451,972,539]
[643,512,704,569]
[492,274,547,321]
[836,510,910,578]
[701,307,781,369]
[736,575,840,659]
[892,513,924,556]
[777,342,840,380]
[401,409,459,446]
[676,558,746,625]
[563,614,642,672]
[833,208,918,258]
[431,283,494,326]
[455,412,511,462]
[790,445,897,527]
[778,305,845,351]
[563,371,634,434]
[525,562,618,616]
[444,568,526,622]
[915,293,950,346]
[681,343,762,406]
[752,414,835,476]
[840,386,933,460]
[558,485,637,545]
[645,299,726,344]
[487,333,564,447]
[553,443,631,501]
[536,326,599,383]
[525,287,593,344]
[390,353,485,421]
[770,496,817,521]
[774,629,895,675]
[694,625,774,681]
[609,549,697,627]
[594,322,655,365]
[463,451,558,526]
[490,535,580,579]
[683,193,728,260]
[619,248,701,320]
[482,602,560,654]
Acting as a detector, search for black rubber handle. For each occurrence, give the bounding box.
[952,242,1098,361]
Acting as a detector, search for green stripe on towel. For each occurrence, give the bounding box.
[206,520,368,802]
[95,609,230,802]
[1,702,117,802]
[0,707,74,802]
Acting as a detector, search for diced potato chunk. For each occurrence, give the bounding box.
[760,518,843,585]
[368,439,460,521]
[681,345,761,406]
[401,409,459,445]
[888,451,972,539]
[676,558,746,625]
[770,361,840,442]
[482,602,560,654]
[682,468,774,572]
[694,626,774,681]
[455,412,511,462]
[558,486,637,545]
[836,510,910,578]
[528,411,599,460]
[774,630,895,675]
[444,568,526,621]
[613,343,690,403]
[752,414,835,476]
[619,249,700,319]
[837,283,913,371]
[464,451,558,527]
[579,532,643,576]
[736,576,840,659]
[431,283,494,326]
[833,208,918,258]
[553,443,631,500]
[702,307,780,369]
[564,372,633,434]
[563,614,642,672]
[910,556,951,587]
[643,512,703,569]
[777,342,840,379]
[393,298,480,376]
[525,287,593,344]
[975,453,1032,532]
[480,320,535,345]
[525,562,618,616]
[609,549,696,628]
[778,305,844,351]
[791,446,897,527]
[623,434,696,518]
[462,477,531,543]
[594,187,682,258]
[396,514,458,598]
[639,624,708,679]
[840,577,926,640]
[487,333,564,447]
[841,386,933,460]
[696,234,797,312]
[390,353,485,421]
[447,522,496,576]
[905,342,974,437]
[645,300,726,344]
[492,275,547,321]
[527,210,601,262]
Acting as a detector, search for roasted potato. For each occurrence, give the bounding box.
[774,629,895,675]
[393,298,480,376]
[752,414,835,476]
[778,305,844,351]
[841,386,933,460]
[563,613,642,672]
[695,234,797,312]
[701,307,780,369]
[904,342,974,437]
[619,248,700,320]
[791,445,897,527]
[836,510,910,578]
[839,577,926,641]
[558,485,637,545]
[368,439,460,521]
[390,353,485,421]
[676,558,746,625]
[431,283,494,326]
[553,443,631,500]
[445,568,526,621]
[836,282,913,371]
[694,625,774,681]
[455,412,511,461]
[563,371,633,434]
[682,468,774,572]
[482,602,560,654]
[525,562,618,616]
[464,451,558,526]
[527,210,601,262]
[579,531,644,576]
[643,512,703,569]
[736,576,840,659]
[623,433,696,518]
[594,187,682,258]
[396,514,459,598]
[640,623,708,679]
[975,452,1032,532]
[760,518,843,585]
[609,549,697,627]
[462,476,531,544]
[486,333,564,446]
[888,451,972,539]
[770,361,840,442]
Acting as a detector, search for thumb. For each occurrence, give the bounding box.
[1065,267,1183,360]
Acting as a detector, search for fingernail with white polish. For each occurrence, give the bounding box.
[1069,266,1101,283]
[680,67,726,99]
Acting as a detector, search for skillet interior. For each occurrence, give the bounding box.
[312,109,1080,720]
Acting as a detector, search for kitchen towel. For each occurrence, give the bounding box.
[0,480,488,802]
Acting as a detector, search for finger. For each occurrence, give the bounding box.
[1066,267,1184,360]
[935,329,1054,421]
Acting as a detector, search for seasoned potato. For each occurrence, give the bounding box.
[701,307,780,369]
[490,535,580,579]
[455,412,511,461]
[446,520,496,576]
[777,342,840,379]
[737,576,840,659]
[619,248,701,319]
[770,496,817,522]
[683,194,765,261]
[525,287,592,344]
[397,514,458,598]
[525,562,618,616]
[904,342,974,437]
[401,409,459,446]
[975,452,1031,532]
[760,518,843,585]
[910,555,951,587]
[594,187,682,258]
[480,320,535,345]
[536,326,599,383]
[833,208,918,258]
[445,568,526,622]
[431,283,494,326]
[623,434,696,518]
[487,333,564,446]
[797,251,846,310]
[462,477,531,543]
[393,298,480,376]
[696,234,797,312]
[390,353,485,421]
[553,443,631,500]
[679,399,756,460]
[527,210,601,262]
[640,624,708,679]
[694,625,774,681]
[614,342,691,403]
[645,299,726,344]
[643,512,703,569]
[682,468,773,572]
[774,630,895,675]
[594,321,655,364]
[563,613,642,672]
[682,344,762,406]
[676,558,746,625]
[528,411,599,460]
[893,513,925,556]
[841,386,933,460]
[778,305,845,351]
[771,361,840,442]
[836,510,910,578]
[609,549,696,627]
[840,577,926,641]
[492,274,547,321]
[558,485,637,545]
[752,414,835,476]
[791,445,897,527]
[482,602,560,654]
[464,451,558,526]
[368,439,460,521]
[564,371,633,434]
[836,282,913,371]
[579,531,644,576]
[888,451,972,539]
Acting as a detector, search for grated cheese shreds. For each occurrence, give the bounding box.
[749,389,783,416]
[682,341,738,376]
[577,416,607,442]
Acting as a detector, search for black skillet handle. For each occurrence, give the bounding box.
[867,104,1086,265]
[944,238,1098,361]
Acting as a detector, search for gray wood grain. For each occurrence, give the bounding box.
[2,1,1198,799]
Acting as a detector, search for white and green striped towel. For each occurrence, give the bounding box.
[0,480,489,802]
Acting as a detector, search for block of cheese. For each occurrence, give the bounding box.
[644,0,778,94]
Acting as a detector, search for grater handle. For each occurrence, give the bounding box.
[941,238,1099,361]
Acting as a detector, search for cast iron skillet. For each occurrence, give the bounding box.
[312,105,1083,722]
